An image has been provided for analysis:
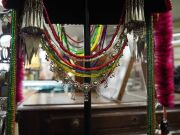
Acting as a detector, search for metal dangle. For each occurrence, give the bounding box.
[125,0,145,33]
[21,0,44,35]
[84,90,90,102]
[20,0,44,64]
[160,120,170,135]
[125,0,146,61]
[155,106,170,135]
[160,107,170,135]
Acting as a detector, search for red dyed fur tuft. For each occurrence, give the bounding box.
[154,11,174,107]
[16,47,24,103]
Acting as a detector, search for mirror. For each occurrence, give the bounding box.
[173,0,180,97]
[22,24,148,104]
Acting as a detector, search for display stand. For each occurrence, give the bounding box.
[2,0,172,135]
[83,0,91,134]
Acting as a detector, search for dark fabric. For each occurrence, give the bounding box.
[2,0,172,24]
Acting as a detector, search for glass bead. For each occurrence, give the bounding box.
[93,81,98,86]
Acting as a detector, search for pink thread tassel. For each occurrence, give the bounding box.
[16,46,24,103]
[154,11,174,107]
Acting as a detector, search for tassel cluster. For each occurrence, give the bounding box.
[125,0,145,33]
[20,0,44,64]
[21,0,44,35]
[16,46,24,103]
[154,11,174,107]
[125,0,146,60]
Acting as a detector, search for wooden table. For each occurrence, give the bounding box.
[17,92,180,135]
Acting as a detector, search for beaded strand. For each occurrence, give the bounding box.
[146,15,156,135]
[6,10,17,135]
[43,30,128,71]
[42,2,124,59]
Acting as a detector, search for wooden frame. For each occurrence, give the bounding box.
[98,47,134,100]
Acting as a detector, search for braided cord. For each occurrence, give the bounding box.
[146,15,156,135]
[6,10,17,135]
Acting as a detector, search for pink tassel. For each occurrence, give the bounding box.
[16,46,24,103]
[154,11,174,108]
[2,0,8,8]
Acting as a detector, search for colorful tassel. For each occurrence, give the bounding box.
[16,45,24,103]
[154,11,174,108]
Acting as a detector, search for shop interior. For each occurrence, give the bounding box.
[0,0,180,135]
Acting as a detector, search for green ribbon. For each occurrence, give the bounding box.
[6,10,17,135]
[146,15,156,135]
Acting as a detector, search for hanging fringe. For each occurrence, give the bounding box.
[21,0,44,35]
[124,0,146,60]
[20,0,44,64]
[154,11,174,108]
[125,0,145,32]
